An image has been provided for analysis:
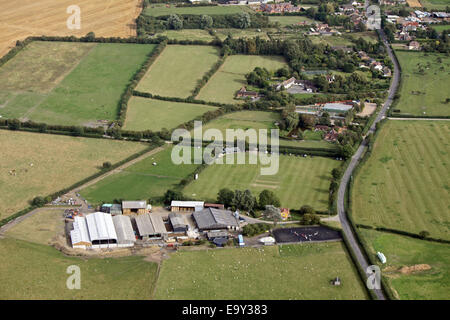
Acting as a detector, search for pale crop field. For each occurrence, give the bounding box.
[154,243,368,300]
[197,55,287,104]
[0,0,143,58]
[0,130,148,219]
[352,120,450,240]
[136,45,221,98]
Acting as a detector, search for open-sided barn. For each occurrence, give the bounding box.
[113,215,136,247]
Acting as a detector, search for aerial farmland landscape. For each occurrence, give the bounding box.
[0,0,449,310]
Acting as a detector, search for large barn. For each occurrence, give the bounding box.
[171,200,204,212]
[134,213,167,240]
[112,215,136,247]
[85,212,118,248]
[169,212,189,233]
[70,216,91,249]
[192,208,240,231]
[122,200,147,215]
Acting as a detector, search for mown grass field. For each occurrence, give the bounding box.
[352,120,450,240]
[155,242,368,300]
[183,152,338,211]
[0,238,158,299]
[144,3,252,16]
[360,229,450,300]
[80,146,200,204]
[395,51,450,117]
[123,97,217,132]
[0,130,148,219]
[0,42,155,126]
[430,24,450,32]
[309,35,354,47]
[268,15,316,26]
[197,55,287,104]
[136,45,220,98]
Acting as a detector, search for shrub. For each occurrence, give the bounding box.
[31,196,46,207]
[102,161,112,169]
[299,205,315,214]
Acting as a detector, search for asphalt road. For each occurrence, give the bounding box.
[337,28,401,301]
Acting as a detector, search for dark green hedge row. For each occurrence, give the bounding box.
[0,143,160,228]
[189,54,228,99]
[0,37,33,67]
[356,224,450,244]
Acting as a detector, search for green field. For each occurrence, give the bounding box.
[360,229,450,300]
[183,152,338,211]
[0,42,155,126]
[0,130,148,219]
[123,97,217,132]
[80,146,200,204]
[395,51,450,117]
[197,55,287,104]
[309,35,354,47]
[136,45,220,98]
[420,0,450,9]
[430,24,450,32]
[214,28,273,41]
[0,41,95,93]
[268,15,316,27]
[352,120,450,240]
[0,238,158,299]
[155,242,368,300]
[144,3,252,16]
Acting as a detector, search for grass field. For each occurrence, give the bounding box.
[0,238,158,299]
[360,229,450,300]
[0,43,155,126]
[395,51,450,117]
[5,209,65,245]
[268,15,316,26]
[124,97,218,132]
[80,146,200,204]
[351,120,450,240]
[430,24,450,32]
[0,130,148,219]
[136,45,220,98]
[197,55,287,104]
[419,0,450,9]
[214,28,273,41]
[0,41,95,93]
[154,242,368,300]
[144,3,252,16]
[183,152,338,211]
[309,35,354,47]
[0,0,142,58]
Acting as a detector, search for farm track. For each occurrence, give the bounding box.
[0,0,143,58]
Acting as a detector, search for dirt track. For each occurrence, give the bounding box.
[0,0,143,58]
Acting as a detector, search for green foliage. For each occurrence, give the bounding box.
[258,190,281,209]
[31,196,46,207]
[217,188,234,208]
[168,14,183,30]
[242,223,271,237]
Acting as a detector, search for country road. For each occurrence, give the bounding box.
[336,27,401,300]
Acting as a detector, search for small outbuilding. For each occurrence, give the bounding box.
[171,200,204,212]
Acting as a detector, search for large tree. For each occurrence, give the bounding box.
[168,14,183,30]
[259,190,281,209]
[217,188,234,208]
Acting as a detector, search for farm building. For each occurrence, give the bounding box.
[171,200,204,212]
[192,208,240,231]
[112,215,136,247]
[169,212,189,233]
[204,203,225,210]
[122,200,147,215]
[101,203,122,215]
[134,213,167,240]
[85,212,118,248]
[70,216,91,249]
[206,230,229,240]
